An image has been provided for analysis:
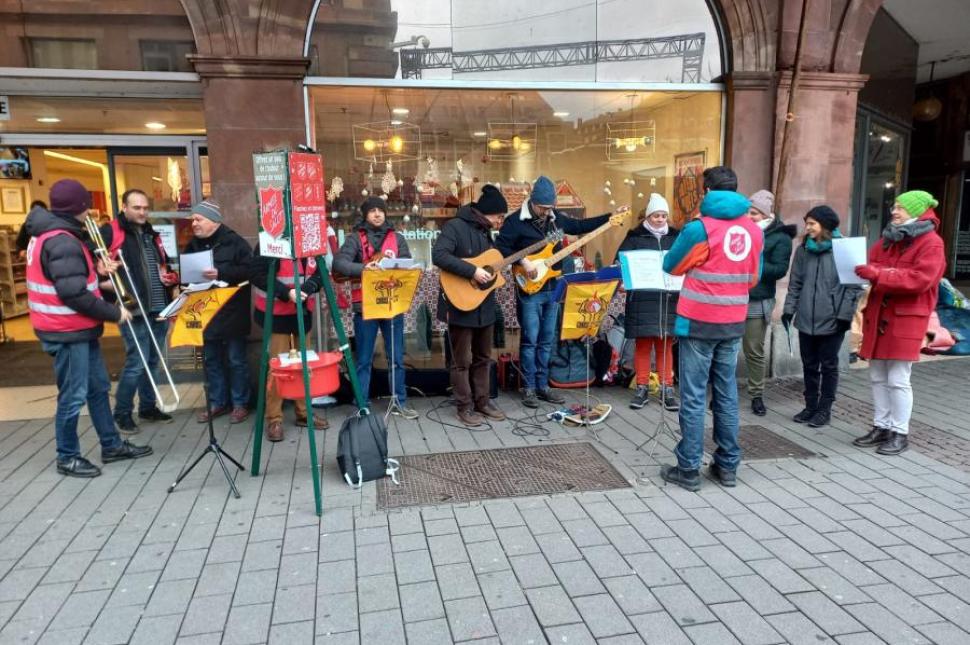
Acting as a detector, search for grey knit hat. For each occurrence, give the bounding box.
[190,199,222,223]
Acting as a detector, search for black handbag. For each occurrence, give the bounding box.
[336,411,400,488]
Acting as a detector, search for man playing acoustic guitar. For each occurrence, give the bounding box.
[496,176,625,409]
[432,185,509,426]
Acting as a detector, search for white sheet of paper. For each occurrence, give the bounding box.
[278,350,319,366]
[619,250,682,292]
[379,257,419,269]
[179,250,214,285]
[832,237,868,285]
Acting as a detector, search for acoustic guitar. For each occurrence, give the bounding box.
[512,208,631,295]
[439,231,563,311]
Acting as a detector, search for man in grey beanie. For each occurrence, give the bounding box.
[182,199,254,424]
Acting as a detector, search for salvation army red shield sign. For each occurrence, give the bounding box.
[259,187,285,238]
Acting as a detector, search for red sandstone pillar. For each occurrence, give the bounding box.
[725,71,778,196]
[189,56,310,239]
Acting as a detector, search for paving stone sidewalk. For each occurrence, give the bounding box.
[1,358,970,644]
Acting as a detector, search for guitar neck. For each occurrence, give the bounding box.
[500,237,554,269]
[547,220,614,265]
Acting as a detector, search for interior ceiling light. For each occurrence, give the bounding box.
[145,122,167,130]
[392,108,410,115]
[36,117,61,123]
[553,111,570,117]
[473,131,487,137]
[390,119,403,126]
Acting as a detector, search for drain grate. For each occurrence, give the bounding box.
[377,442,631,510]
[704,424,818,460]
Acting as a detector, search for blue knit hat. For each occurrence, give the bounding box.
[531,176,556,207]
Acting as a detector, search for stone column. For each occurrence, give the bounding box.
[773,71,869,221]
[189,56,310,239]
[725,71,778,195]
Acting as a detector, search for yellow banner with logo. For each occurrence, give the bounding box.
[169,286,240,347]
[361,268,421,320]
[560,280,619,340]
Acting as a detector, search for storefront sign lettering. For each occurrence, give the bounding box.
[400,229,442,241]
[0,96,9,121]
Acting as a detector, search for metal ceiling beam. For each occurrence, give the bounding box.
[400,34,705,83]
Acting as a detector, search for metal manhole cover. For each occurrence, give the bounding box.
[377,442,631,510]
[704,424,818,460]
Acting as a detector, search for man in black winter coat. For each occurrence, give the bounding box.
[25,179,153,478]
[495,176,618,409]
[99,189,178,432]
[433,185,508,427]
[182,200,253,424]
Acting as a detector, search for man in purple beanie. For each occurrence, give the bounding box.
[24,179,153,478]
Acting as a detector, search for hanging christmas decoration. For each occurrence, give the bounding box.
[327,176,344,202]
[381,160,396,195]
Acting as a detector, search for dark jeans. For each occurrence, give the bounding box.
[676,336,742,472]
[353,312,406,405]
[516,289,559,390]
[799,331,844,410]
[114,315,169,417]
[449,324,493,411]
[202,337,251,409]
[41,339,123,461]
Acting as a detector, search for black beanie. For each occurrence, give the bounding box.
[702,166,738,192]
[806,205,840,231]
[360,196,388,219]
[474,185,508,215]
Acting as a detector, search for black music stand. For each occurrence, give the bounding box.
[167,376,245,498]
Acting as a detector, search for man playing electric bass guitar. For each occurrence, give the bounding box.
[432,185,510,427]
[495,176,625,409]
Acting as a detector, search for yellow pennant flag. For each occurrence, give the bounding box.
[169,286,240,347]
[361,268,421,320]
[560,280,619,340]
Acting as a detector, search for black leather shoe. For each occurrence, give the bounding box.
[56,456,101,478]
[102,440,154,464]
[537,389,565,404]
[853,427,892,447]
[707,462,737,487]
[522,389,539,409]
[660,464,701,492]
[113,414,139,434]
[139,408,173,424]
[876,432,908,456]
[793,407,816,423]
[751,397,766,416]
[808,409,831,428]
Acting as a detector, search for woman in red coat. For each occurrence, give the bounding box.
[852,191,946,456]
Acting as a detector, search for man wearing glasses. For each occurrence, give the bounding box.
[496,176,615,409]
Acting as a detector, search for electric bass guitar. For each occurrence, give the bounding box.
[512,208,630,295]
[439,231,564,311]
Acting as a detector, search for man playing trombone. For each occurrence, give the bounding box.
[24,179,153,478]
[99,189,178,432]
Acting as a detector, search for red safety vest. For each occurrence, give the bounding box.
[108,219,170,270]
[350,229,399,303]
[253,257,318,316]
[26,230,104,333]
[677,216,763,324]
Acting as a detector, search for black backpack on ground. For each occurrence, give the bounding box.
[336,411,400,488]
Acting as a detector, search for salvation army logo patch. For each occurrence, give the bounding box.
[259,187,285,239]
[723,225,753,261]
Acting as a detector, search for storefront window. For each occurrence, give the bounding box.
[852,112,907,248]
[309,0,722,83]
[311,84,721,369]
[29,38,97,69]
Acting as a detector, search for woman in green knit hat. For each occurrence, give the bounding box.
[852,190,946,455]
